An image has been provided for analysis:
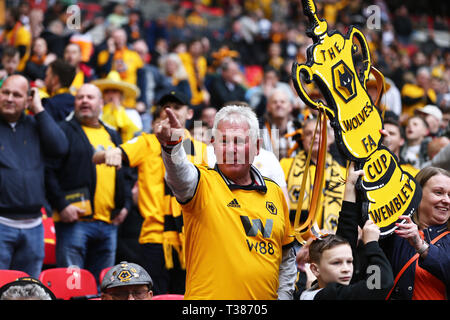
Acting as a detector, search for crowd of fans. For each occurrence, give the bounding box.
[1,0,449,130]
[0,0,448,300]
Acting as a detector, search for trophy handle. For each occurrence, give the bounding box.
[369,66,386,109]
[292,62,335,117]
[350,27,372,88]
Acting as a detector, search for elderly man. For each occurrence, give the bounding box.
[101,261,153,300]
[260,88,299,159]
[208,59,247,110]
[92,90,208,296]
[154,104,296,299]
[0,75,68,278]
[45,83,132,284]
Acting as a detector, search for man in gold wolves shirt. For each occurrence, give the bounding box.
[154,105,296,299]
[94,91,208,295]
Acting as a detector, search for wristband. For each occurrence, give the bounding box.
[162,138,182,154]
[166,136,183,146]
[416,241,429,255]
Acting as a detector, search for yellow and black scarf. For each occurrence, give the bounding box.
[285,150,346,233]
[162,192,185,270]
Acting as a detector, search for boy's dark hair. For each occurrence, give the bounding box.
[384,117,406,139]
[48,59,76,88]
[409,114,429,129]
[2,46,19,58]
[309,234,350,264]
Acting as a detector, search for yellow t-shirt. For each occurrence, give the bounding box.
[121,131,208,245]
[101,103,140,142]
[323,0,349,26]
[82,125,117,223]
[97,48,144,107]
[3,23,31,71]
[69,70,85,95]
[179,52,207,106]
[182,166,294,300]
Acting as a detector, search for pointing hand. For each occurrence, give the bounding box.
[155,108,184,147]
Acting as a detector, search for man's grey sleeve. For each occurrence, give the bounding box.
[277,246,297,300]
[161,144,199,203]
[431,143,450,171]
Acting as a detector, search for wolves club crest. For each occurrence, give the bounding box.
[291,0,421,238]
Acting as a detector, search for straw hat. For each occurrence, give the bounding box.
[92,71,140,101]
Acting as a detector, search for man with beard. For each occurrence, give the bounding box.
[45,83,132,284]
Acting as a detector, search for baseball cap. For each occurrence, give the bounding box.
[415,104,443,121]
[101,261,153,291]
[158,90,189,107]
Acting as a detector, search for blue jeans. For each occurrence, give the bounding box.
[55,220,118,283]
[0,222,44,278]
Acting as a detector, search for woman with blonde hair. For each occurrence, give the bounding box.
[156,53,191,104]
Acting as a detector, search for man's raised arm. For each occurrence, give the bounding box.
[154,108,198,203]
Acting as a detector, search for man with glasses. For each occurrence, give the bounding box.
[101,261,153,300]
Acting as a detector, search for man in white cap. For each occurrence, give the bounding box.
[415,104,443,137]
[101,261,153,300]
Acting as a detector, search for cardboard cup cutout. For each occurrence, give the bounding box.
[292,0,421,238]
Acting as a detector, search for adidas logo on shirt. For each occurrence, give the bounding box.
[227,198,240,208]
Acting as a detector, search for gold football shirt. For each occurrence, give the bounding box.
[182,165,294,300]
[121,131,208,245]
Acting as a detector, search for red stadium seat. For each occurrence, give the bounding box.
[98,266,112,286]
[39,267,98,300]
[152,294,184,300]
[42,213,56,266]
[0,270,30,287]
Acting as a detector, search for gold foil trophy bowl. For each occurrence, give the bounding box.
[291,0,421,239]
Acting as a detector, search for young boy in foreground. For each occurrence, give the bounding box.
[300,164,394,300]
